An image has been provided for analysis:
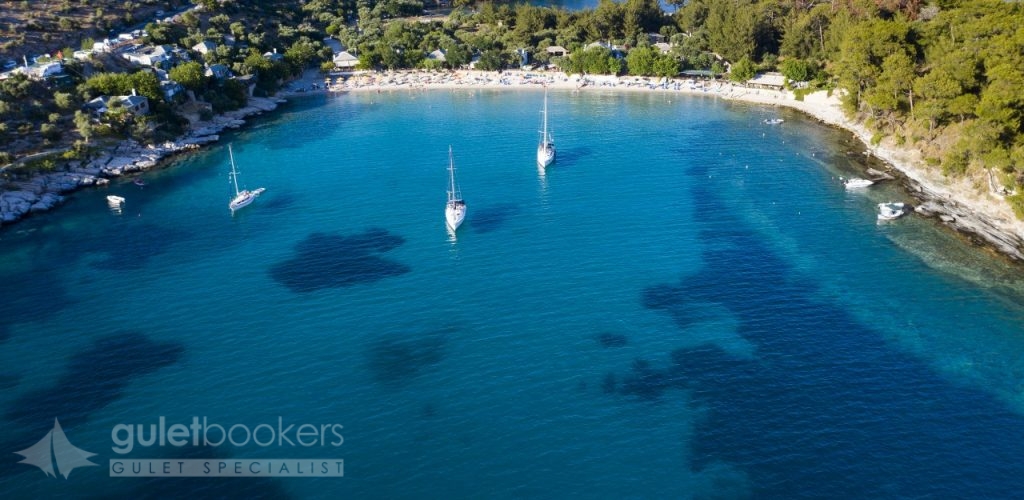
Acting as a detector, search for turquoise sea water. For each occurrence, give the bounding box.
[2,89,1024,498]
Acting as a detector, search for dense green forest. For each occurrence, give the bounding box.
[3,0,1024,217]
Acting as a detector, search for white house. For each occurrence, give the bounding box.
[85,94,150,116]
[123,45,171,67]
[92,39,114,53]
[32,62,64,78]
[192,41,217,55]
[333,51,359,69]
[160,80,184,101]
[120,95,149,114]
[204,63,231,79]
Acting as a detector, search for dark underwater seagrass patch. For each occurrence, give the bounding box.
[269,228,411,293]
[3,332,185,447]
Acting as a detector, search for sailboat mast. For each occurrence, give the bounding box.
[228,145,241,195]
[542,89,549,144]
[448,146,456,201]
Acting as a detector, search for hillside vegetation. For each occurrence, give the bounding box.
[698,0,1024,216]
[0,0,189,59]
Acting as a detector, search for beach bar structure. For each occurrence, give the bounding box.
[746,72,786,90]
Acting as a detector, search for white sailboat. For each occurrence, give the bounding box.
[445,146,466,231]
[537,87,555,168]
[227,144,265,212]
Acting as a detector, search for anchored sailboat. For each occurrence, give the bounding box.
[227,144,265,213]
[537,87,555,168]
[445,146,466,231]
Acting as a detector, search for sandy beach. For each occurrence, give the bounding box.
[3,68,1022,260]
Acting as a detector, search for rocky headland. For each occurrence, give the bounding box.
[0,96,282,227]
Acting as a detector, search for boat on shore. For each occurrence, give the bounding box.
[844,178,874,190]
[227,144,265,213]
[445,146,466,231]
[878,202,907,221]
[537,88,555,168]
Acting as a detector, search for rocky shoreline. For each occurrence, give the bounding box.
[909,186,1024,261]
[0,96,283,227]
[777,91,1024,261]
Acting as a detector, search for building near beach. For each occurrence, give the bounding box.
[204,64,232,79]
[123,45,172,68]
[333,51,359,69]
[84,94,150,117]
[31,62,64,79]
[546,46,567,57]
[747,72,786,90]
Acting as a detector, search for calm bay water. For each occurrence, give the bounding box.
[2,89,1024,498]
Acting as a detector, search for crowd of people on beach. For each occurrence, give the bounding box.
[319,69,791,103]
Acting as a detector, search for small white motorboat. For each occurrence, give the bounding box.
[844,178,874,190]
[763,118,784,125]
[877,202,907,221]
[106,195,125,205]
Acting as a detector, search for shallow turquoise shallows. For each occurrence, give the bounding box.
[3,89,1024,498]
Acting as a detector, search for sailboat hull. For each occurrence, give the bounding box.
[537,144,555,168]
[446,201,466,230]
[229,188,265,212]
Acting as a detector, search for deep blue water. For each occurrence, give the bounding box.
[2,89,1024,498]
